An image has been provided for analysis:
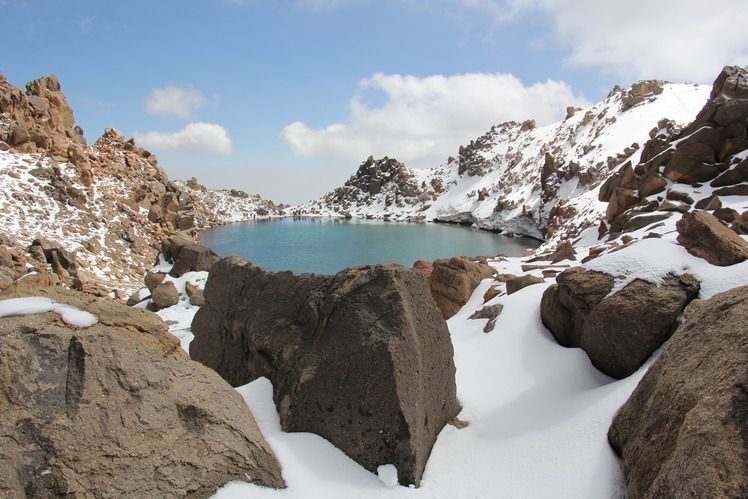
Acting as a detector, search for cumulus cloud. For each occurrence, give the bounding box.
[534,0,748,82]
[281,72,588,166]
[144,85,208,120]
[438,0,748,83]
[133,123,232,155]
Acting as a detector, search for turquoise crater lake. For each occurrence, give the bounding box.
[199,217,541,275]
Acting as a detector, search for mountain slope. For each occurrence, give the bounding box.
[300,81,710,248]
[0,72,280,295]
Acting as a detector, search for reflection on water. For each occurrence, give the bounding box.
[199,217,541,275]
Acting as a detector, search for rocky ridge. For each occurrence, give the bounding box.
[174,177,283,229]
[299,80,710,247]
[0,71,279,296]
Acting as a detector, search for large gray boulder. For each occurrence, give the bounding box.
[0,287,285,498]
[541,267,699,378]
[190,256,461,487]
[609,286,748,498]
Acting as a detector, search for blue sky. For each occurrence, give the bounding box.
[3,0,747,204]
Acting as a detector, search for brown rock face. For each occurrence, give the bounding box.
[190,257,461,487]
[150,281,180,311]
[540,267,699,378]
[0,287,285,498]
[429,257,495,319]
[601,66,748,237]
[505,274,545,295]
[677,210,748,266]
[609,286,748,498]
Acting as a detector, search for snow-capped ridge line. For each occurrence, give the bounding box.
[298,79,710,247]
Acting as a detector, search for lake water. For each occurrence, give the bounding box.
[199,217,541,275]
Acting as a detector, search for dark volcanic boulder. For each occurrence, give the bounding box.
[676,210,748,266]
[190,256,461,487]
[608,286,748,498]
[0,287,284,498]
[161,233,220,277]
[541,267,699,378]
[428,257,495,319]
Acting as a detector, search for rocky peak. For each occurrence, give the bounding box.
[0,72,85,155]
[457,126,502,176]
[0,73,207,296]
[309,155,428,216]
[347,155,411,195]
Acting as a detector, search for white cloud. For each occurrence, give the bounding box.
[133,123,233,155]
[281,72,588,167]
[436,0,748,83]
[144,85,207,120]
[533,0,748,83]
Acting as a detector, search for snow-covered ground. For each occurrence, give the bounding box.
[136,205,748,498]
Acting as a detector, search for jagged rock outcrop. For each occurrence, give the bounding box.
[0,72,200,293]
[619,80,665,110]
[676,210,748,266]
[601,65,748,237]
[190,257,461,487]
[0,72,281,295]
[0,287,285,497]
[540,267,700,378]
[312,156,429,215]
[608,286,748,498]
[428,257,495,319]
[173,178,284,229]
[0,73,84,155]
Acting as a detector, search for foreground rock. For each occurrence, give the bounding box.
[191,257,461,487]
[540,267,699,378]
[428,257,495,319]
[676,210,748,266]
[609,286,748,497]
[0,287,285,497]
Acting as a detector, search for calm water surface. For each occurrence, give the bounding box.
[199,217,541,275]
